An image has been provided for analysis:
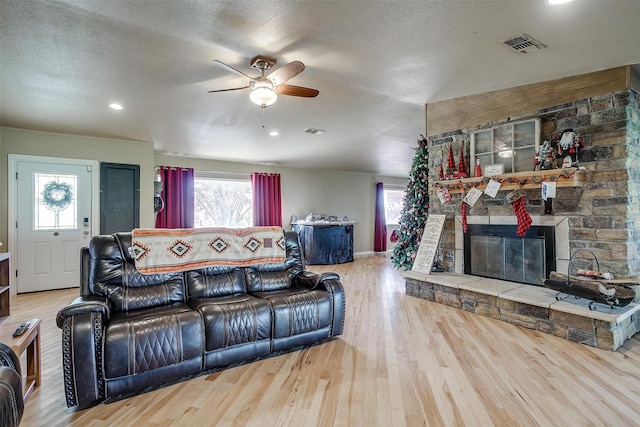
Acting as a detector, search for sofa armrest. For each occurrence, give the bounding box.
[0,344,23,427]
[56,296,111,329]
[295,271,345,337]
[56,297,110,407]
[295,271,340,290]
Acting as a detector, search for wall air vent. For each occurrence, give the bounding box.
[304,128,326,135]
[501,34,547,54]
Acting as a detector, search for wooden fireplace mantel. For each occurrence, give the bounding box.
[433,167,586,194]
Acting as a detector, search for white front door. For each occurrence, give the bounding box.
[14,158,96,293]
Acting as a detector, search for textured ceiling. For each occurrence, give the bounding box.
[1,0,638,177]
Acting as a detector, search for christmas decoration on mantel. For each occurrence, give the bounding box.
[507,189,533,236]
[536,129,585,171]
[391,135,430,270]
[440,143,468,180]
[434,167,582,194]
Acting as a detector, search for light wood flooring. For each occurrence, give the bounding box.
[9,254,640,426]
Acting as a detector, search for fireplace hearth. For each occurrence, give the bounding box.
[463,224,556,286]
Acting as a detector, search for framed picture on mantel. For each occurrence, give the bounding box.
[484,163,504,177]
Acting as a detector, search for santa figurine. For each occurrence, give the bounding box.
[557,129,584,166]
[569,133,584,164]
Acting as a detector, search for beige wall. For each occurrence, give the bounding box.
[155,153,406,254]
[0,127,156,249]
[0,127,406,255]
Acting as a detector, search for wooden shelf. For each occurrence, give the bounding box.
[0,253,10,322]
[434,167,586,194]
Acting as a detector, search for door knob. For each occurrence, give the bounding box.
[53,231,59,236]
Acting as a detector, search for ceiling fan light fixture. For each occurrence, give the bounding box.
[250,86,277,107]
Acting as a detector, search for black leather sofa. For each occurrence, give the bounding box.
[56,231,345,408]
[0,343,23,427]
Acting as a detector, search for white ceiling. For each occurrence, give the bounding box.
[1,1,638,177]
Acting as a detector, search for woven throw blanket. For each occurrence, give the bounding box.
[131,227,286,274]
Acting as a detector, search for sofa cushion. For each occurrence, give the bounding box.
[252,287,332,339]
[244,268,292,293]
[103,303,204,380]
[185,267,246,299]
[190,294,272,352]
[89,234,185,312]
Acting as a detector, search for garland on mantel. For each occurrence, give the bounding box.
[434,168,579,192]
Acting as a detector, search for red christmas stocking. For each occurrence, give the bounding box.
[461,201,469,233]
[508,191,532,236]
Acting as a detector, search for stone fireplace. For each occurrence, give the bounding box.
[403,66,640,350]
[427,82,639,281]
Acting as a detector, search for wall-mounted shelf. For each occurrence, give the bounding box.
[434,167,586,194]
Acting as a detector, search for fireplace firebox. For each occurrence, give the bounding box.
[463,224,556,286]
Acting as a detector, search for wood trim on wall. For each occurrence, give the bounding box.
[630,65,640,94]
[426,66,631,136]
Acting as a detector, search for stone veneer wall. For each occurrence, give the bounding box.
[405,276,640,351]
[427,89,639,278]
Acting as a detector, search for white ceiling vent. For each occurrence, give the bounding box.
[501,34,547,54]
[304,128,326,135]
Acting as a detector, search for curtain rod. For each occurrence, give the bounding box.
[194,170,251,176]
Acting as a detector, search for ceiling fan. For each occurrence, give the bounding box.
[208,56,319,107]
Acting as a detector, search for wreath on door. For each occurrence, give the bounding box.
[42,181,73,211]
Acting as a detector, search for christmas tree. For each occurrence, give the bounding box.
[391,135,430,270]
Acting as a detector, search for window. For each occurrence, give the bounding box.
[35,173,77,230]
[384,188,405,225]
[194,176,252,227]
[471,119,540,176]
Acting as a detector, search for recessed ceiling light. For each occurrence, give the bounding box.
[269,131,279,136]
[546,0,573,5]
[109,103,123,110]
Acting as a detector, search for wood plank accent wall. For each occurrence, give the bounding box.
[426,66,632,136]
[631,65,640,93]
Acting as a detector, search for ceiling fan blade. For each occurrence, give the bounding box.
[275,84,319,98]
[207,85,250,93]
[267,61,305,86]
[214,60,254,80]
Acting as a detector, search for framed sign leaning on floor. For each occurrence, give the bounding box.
[411,214,446,274]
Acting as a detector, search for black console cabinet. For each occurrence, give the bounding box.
[292,223,354,265]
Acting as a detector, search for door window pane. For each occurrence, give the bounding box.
[34,173,77,230]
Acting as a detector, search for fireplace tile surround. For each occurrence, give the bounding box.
[454,215,570,277]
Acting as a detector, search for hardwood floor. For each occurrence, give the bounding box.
[9,254,640,426]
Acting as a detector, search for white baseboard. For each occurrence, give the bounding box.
[354,250,393,257]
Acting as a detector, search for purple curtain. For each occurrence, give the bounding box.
[155,166,194,228]
[374,182,387,252]
[251,172,282,227]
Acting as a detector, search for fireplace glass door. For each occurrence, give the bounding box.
[464,225,555,286]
